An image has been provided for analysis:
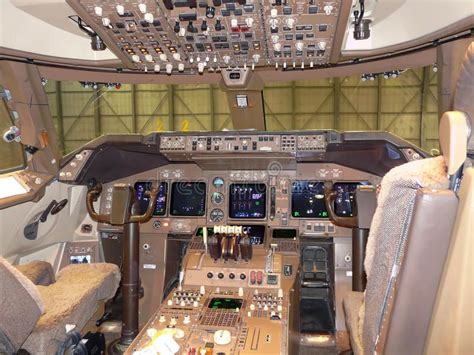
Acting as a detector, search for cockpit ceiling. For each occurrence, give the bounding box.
[1,0,472,73]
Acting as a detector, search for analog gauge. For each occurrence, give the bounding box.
[213,177,225,188]
[210,208,224,223]
[211,192,224,205]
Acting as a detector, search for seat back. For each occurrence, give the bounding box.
[0,256,44,352]
[361,156,451,354]
[424,41,474,354]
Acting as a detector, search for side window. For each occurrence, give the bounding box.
[0,86,25,173]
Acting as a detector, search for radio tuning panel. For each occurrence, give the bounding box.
[66,0,342,74]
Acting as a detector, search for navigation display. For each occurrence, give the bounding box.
[229,183,266,219]
[291,181,328,218]
[334,182,366,217]
[134,181,167,216]
[170,182,206,216]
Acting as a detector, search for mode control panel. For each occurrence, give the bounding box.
[159,132,327,153]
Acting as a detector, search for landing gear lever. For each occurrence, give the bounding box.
[86,180,158,354]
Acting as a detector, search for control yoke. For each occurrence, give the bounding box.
[86,181,158,225]
[323,185,358,229]
[85,180,158,351]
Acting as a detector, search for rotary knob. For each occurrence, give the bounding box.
[213,330,232,345]
[273,43,281,51]
[285,17,295,29]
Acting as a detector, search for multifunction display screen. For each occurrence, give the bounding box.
[229,183,266,219]
[134,181,167,216]
[170,181,206,216]
[291,181,328,218]
[208,298,243,310]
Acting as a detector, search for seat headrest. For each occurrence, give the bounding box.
[439,111,470,175]
[453,41,474,153]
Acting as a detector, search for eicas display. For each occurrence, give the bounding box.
[229,183,266,218]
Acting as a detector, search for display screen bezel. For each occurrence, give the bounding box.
[170,181,207,217]
[134,181,168,216]
[228,183,267,219]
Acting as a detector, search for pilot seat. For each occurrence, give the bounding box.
[0,257,120,354]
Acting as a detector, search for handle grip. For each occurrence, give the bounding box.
[86,182,110,223]
[130,189,158,223]
[324,190,358,228]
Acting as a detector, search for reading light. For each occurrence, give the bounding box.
[353,0,371,40]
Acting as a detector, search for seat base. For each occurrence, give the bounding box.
[22,263,120,354]
[343,291,364,355]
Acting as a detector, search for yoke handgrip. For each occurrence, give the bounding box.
[324,190,358,228]
[86,183,110,224]
[130,189,158,223]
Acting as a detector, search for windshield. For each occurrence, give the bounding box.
[43,66,438,156]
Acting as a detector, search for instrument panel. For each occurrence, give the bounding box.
[98,163,381,237]
[66,0,344,73]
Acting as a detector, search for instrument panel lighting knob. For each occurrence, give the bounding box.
[102,18,111,27]
[138,3,147,14]
[154,64,161,72]
[318,41,327,50]
[144,13,154,23]
[240,273,246,280]
[245,17,254,27]
[271,35,279,43]
[223,55,231,65]
[94,6,103,16]
[270,8,278,17]
[200,285,206,295]
[183,315,191,324]
[132,54,140,63]
[159,314,166,323]
[116,5,125,15]
[229,273,235,279]
[295,42,304,51]
[218,272,224,279]
[324,4,333,15]
[231,18,238,28]
[173,53,181,61]
[238,287,244,296]
[145,54,153,62]
[285,17,295,29]
[252,54,260,63]
[197,62,205,74]
[159,53,168,61]
[166,63,173,75]
[207,272,214,279]
[178,63,185,72]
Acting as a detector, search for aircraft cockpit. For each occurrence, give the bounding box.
[0,1,473,354]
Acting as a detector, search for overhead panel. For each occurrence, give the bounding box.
[66,0,342,74]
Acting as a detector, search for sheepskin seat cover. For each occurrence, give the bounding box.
[15,260,56,286]
[0,257,44,353]
[343,156,448,355]
[22,263,120,354]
